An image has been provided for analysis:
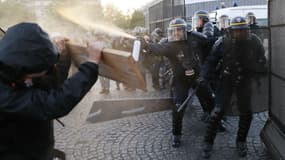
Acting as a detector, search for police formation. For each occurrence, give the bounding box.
[141,11,267,159]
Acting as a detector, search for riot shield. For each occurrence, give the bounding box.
[224,27,269,116]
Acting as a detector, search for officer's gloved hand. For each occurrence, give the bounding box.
[138,37,150,54]
[196,76,207,86]
[138,37,147,47]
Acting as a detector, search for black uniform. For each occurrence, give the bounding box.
[146,31,215,137]
[196,22,221,68]
[249,23,263,40]
[194,22,224,123]
[201,33,267,157]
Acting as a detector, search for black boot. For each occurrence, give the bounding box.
[172,135,181,148]
[236,141,248,157]
[236,114,252,157]
[202,142,213,159]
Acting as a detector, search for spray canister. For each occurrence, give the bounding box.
[132,40,141,62]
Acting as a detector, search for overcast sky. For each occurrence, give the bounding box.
[101,0,154,13]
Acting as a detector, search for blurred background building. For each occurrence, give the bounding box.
[143,0,267,33]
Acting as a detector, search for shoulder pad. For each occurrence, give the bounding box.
[203,22,214,37]
[204,22,214,28]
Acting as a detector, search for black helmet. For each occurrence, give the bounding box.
[230,16,249,30]
[192,10,209,31]
[154,28,163,35]
[167,18,187,42]
[246,12,256,25]
[246,12,255,18]
[194,10,209,22]
[151,28,164,43]
[229,17,250,41]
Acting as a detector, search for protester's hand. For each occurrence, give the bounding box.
[86,41,104,64]
[52,36,69,56]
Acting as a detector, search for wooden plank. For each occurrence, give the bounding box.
[66,43,147,91]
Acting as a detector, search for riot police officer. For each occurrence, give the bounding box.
[192,10,225,124]
[217,14,230,36]
[142,18,216,148]
[192,10,221,47]
[246,12,261,38]
[200,16,267,158]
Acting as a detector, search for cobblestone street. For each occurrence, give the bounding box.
[54,78,271,160]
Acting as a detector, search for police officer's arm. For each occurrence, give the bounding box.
[0,42,103,120]
[144,42,173,57]
[200,37,223,78]
[189,31,209,48]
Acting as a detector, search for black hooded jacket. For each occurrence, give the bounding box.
[0,23,99,160]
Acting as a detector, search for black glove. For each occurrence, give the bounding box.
[196,76,207,86]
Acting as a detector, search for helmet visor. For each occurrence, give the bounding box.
[218,17,230,30]
[167,26,187,42]
[246,16,255,25]
[191,15,204,31]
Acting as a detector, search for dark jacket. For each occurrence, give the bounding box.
[146,31,207,85]
[0,23,99,160]
[201,33,267,80]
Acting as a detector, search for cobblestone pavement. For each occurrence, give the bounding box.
[54,75,271,160]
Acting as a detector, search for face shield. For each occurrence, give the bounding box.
[246,16,255,25]
[192,15,204,31]
[167,25,187,42]
[218,16,230,30]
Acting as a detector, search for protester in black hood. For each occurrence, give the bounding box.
[0,23,103,160]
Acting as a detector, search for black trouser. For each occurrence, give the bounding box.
[172,82,189,136]
[196,83,215,113]
[204,76,253,144]
[172,81,215,136]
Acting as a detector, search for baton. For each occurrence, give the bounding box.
[177,87,198,112]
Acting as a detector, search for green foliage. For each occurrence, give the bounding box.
[129,10,145,29]
[102,4,145,29]
[103,4,129,29]
[0,1,145,32]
